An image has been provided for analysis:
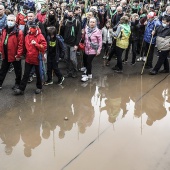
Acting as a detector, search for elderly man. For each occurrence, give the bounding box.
[0,14,24,90]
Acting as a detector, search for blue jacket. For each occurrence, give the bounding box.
[144,19,161,44]
[0,14,7,33]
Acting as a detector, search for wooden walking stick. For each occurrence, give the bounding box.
[58,7,64,35]
[141,24,156,75]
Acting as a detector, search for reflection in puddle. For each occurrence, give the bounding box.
[0,74,170,169]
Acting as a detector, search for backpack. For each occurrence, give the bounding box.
[56,35,66,58]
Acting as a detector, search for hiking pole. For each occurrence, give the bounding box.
[58,7,64,35]
[141,25,156,75]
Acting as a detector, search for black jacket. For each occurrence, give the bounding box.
[130,20,140,41]
[61,18,81,46]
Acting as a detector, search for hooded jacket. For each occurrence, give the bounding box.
[0,26,24,62]
[16,11,27,25]
[25,28,47,65]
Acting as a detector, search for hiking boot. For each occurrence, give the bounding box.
[112,65,119,70]
[58,77,65,85]
[12,84,19,90]
[14,89,24,95]
[159,70,169,73]
[44,80,53,86]
[28,76,33,83]
[35,89,42,94]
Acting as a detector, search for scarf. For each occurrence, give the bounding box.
[87,26,97,35]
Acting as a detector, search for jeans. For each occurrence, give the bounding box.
[19,62,42,91]
[65,44,78,74]
[153,50,169,72]
[0,59,22,86]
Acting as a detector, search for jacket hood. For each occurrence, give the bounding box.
[120,24,131,36]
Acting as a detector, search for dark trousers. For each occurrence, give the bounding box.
[144,42,155,67]
[47,59,62,81]
[125,40,138,63]
[153,50,169,72]
[19,62,42,91]
[84,53,95,75]
[103,42,111,55]
[0,59,22,86]
[116,46,124,70]
[108,40,116,61]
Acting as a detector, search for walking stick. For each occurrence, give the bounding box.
[141,24,156,75]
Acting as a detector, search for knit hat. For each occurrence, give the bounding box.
[147,12,156,19]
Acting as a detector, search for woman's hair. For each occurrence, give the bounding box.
[120,16,129,24]
[47,26,57,36]
[89,17,97,23]
[46,9,57,26]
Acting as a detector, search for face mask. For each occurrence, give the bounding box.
[29,27,37,34]
[111,7,116,10]
[67,16,72,20]
[49,15,55,19]
[162,23,167,27]
[7,21,15,28]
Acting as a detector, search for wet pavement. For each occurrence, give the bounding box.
[0,55,170,170]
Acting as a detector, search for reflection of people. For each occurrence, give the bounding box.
[0,108,21,156]
[19,101,43,157]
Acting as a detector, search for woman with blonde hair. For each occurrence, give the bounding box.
[111,16,131,72]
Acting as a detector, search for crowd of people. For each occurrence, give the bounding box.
[0,0,170,95]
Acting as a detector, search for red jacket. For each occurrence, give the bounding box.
[0,27,24,62]
[16,13,27,25]
[25,28,47,65]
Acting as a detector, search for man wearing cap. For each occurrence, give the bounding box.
[16,5,29,32]
[143,12,161,69]
[0,14,24,90]
[14,21,47,95]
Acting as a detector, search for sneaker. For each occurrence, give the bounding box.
[28,76,33,83]
[115,69,123,73]
[103,55,107,59]
[143,57,147,62]
[44,80,53,86]
[12,84,19,90]
[81,76,88,82]
[0,85,2,90]
[14,89,24,95]
[149,70,157,75]
[106,61,110,66]
[137,57,143,62]
[122,59,127,64]
[8,67,14,73]
[32,73,36,78]
[58,77,65,85]
[35,89,42,94]
[88,74,92,79]
[112,65,119,70]
[82,74,92,78]
[80,67,86,72]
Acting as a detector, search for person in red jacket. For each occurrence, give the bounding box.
[14,21,47,95]
[0,14,24,90]
[16,5,29,32]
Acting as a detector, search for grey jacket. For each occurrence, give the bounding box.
[156,36,170,51]
[102,27,113,44]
